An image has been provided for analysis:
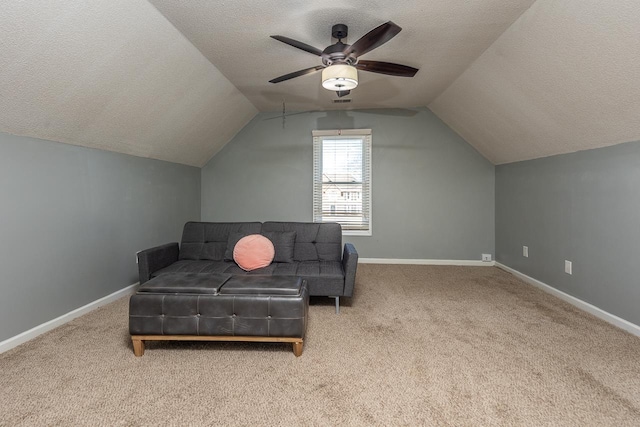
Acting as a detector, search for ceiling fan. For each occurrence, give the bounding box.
[269,21,419,98]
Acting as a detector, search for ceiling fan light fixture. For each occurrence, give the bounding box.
[322,64,358,91]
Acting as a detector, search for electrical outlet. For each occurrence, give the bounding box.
[523,246,529,257]
[565,260,572,275]
[482,254,492,262]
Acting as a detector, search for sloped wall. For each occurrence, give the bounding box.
[0,132,200,342]
[201,108,495,260]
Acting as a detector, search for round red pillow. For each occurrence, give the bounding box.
[233,234,275,271]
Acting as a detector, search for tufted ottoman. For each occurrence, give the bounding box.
[129,273,309,356]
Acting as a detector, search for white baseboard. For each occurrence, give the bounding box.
[359,258,495,267]
[496,262,640,337]
[0,282,139,354]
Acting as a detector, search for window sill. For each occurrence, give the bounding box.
[343,230,372,237]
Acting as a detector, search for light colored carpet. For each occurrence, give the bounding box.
[1,265,639,426]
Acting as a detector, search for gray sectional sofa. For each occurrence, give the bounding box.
[137,221,358,312]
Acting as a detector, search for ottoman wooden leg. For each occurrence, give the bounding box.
[132,337,145,357]
[292,341,303,357]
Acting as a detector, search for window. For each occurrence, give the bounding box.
[313,129,372,235]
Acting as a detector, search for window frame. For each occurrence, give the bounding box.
[312,129,372,236]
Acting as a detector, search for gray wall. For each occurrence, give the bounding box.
[201,108,495,260]
[496,140,640,325]
[0,133,200,342]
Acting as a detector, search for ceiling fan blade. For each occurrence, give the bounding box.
[270,35,324,56]
[336,90,351,98]
[343,21,402,57]
[355,60,418,77]
[269,66,324,84]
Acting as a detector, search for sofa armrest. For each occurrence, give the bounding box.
[341,243,359,298]
[137,242,179,284]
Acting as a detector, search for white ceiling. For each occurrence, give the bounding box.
[1,0,638,166]
[0,0,257,167]
[430,0,640,164]
[148,0,536,112]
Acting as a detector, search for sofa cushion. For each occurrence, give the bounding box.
[262,222,342,262]
[139,272,232,294]
[272,261,344,295]
[152,260,234,276]
[224,232,246,261]
[152,260,344,296]
[233,235,275,271]
[262,231,296,263]
[179,222,262,261]
[220,276,303,296]
[237,261,344,295]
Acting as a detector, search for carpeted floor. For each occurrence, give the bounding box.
[1,265,639,426]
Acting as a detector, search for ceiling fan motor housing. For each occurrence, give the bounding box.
[322,42,356,66]
[323,24,356,66]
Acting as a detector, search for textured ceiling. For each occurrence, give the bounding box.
[2,0,638,166]
[0,0,257,167]
[430,0,640,164]
[148,0,536,112]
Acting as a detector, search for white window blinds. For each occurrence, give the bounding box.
[313,129,372,234]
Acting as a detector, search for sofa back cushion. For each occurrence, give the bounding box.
[180,222,262,261]
[262,231,296,263]
[261,222,342,262]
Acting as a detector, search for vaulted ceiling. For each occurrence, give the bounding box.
[1,0,638,166]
